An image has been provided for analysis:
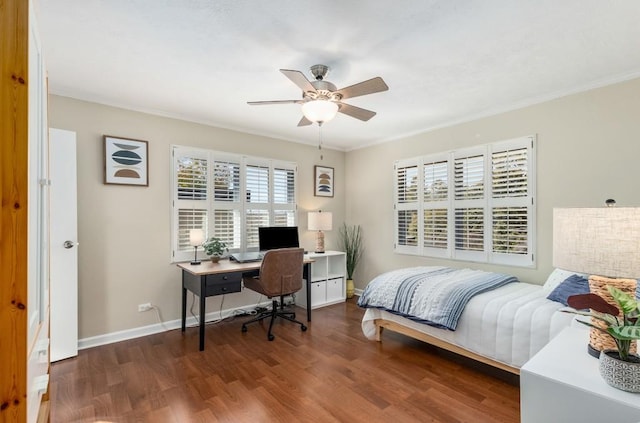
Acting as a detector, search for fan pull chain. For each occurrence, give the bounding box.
[318,122,324,161]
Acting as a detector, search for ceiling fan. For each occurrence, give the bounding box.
[248,64,389,126]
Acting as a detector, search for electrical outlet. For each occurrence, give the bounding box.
[138,303,152,312]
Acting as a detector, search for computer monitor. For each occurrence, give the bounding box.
[258,226,300,251]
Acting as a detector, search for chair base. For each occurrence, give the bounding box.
[241,298,307,341]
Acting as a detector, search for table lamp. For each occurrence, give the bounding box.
[308,211,332,253]
[553,205,640,357]
[189,229,205,265]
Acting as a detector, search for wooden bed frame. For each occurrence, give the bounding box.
[373,318,520,375]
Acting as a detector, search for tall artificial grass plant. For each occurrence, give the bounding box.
[339,223,363,287]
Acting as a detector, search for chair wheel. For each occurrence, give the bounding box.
[301,325,307,331]
[268,334,275,341]
[241,325,247,332]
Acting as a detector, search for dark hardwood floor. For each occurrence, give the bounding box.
[50,298,520,422]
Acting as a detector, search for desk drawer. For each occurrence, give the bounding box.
[205,272,242,296]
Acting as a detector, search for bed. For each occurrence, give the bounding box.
[359,267,582,374]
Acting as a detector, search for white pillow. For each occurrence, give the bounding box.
[542,268,589,293]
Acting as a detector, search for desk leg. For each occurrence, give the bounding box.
[303,263,311,322]
[181,272,187,332]
[199,276,206,351]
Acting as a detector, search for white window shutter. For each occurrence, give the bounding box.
[489,138,535,266]
[452,150,486,262]
[422,158,449,256]
[244,161,269,249]
[393,136,535,267]
[246,164,269,204]
[396,164,419,203]
[272,164,297,227]
[177,209,208,250]
[492,148,528,198]
[213,159,240,202]
[492,206,528,254]
[273,210,296,226]
[171,147,298,262]
[212,157,242,250]
[245,210,270,248]
[273,167,295,205]
[212,209,241,250]
[423,209,448,249]
[397,210,418,247]
[423,160,448,202]
[176,156,208,201]
[172,147,211,262]
[454,155,484,200]
[394,161,420,253]
[454,207,485,252]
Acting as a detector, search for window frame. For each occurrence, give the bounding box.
[394,135,536,268]
[171,145,297,263]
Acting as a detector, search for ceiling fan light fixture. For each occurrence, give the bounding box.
[301,100,339,123]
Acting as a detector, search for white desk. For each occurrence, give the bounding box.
[521,326,640,423]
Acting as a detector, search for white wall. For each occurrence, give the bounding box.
[345,77,640,288]
[49,95,346,339]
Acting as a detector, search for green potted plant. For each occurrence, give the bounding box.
[564,285,640,392]
[339,223,363,299]
[202,237,228,262]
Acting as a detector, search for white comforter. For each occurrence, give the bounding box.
[362,281,577,368]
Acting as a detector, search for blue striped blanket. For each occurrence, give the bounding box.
[357,266,518,330]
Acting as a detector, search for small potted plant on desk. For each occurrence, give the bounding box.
[202,237,228,263]
[564,285,640,392]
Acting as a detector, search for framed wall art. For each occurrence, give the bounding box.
[314,165,334,197]
[104,135,149,186]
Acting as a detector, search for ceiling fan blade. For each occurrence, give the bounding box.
[297,116,313,127]
[337,77,389,100]
[247,100,303,105]
[280,69,317,93]
[337,102,377,121]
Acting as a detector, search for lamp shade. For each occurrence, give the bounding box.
[301,100,339,123]
[552,207,640,278]
[189,228,205,246]
[308,211,333,231]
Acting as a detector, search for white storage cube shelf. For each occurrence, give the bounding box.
[295,251,347,309]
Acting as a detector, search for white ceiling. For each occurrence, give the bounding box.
[36,0,640,151]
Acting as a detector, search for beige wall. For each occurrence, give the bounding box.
[49,95,345,339]
[345,77,640,289]
[50,77,640,339]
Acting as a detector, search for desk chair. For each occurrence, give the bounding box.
[241,247,307,341]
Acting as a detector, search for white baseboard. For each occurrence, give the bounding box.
[78,301,273,350]
[354,288,363,296]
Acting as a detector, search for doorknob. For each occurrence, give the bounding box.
[63,240,77,249]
